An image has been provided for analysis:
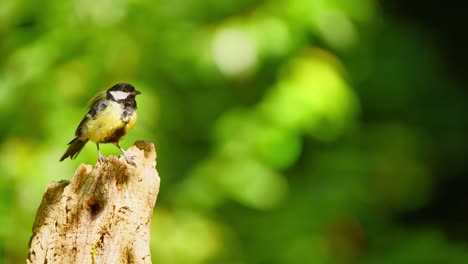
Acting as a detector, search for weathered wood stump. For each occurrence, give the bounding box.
[27,141,160,264]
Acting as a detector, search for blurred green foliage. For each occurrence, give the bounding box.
[1,0,467,263]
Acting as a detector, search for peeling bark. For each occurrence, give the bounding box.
[28,141,160,264]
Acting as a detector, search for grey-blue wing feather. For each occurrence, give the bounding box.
[75,92,108,137]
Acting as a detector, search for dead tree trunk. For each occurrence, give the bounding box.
[27,141,160,264]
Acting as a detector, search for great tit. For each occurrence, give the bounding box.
[60,83,141,165]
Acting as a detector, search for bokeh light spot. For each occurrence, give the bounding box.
[212,27,257,77]
[317,9,357,50]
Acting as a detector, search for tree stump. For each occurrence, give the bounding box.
[27,141,160,264]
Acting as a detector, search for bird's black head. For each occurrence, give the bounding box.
[106,83,141,102]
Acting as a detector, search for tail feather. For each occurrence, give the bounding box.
[60,137,88,161]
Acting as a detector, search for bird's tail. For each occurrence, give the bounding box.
[60,137,88,161]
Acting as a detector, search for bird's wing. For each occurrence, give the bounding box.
[88,91,107,110]
[75,91,108,137]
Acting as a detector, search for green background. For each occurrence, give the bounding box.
[1,0,468,263]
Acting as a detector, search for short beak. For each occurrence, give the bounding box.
[134,90,142,95]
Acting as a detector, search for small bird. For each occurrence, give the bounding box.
[60,83,141,165]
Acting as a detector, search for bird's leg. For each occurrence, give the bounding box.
[97,143,107,162]
[114,142,136,166]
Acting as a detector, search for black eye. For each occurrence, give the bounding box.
[123,84,134,92]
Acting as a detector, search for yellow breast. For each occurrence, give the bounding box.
[82,101,137,143]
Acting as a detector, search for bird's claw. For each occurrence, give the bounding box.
[98,154,108,163]
[123,152,136,166]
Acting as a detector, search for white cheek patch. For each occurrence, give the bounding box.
[110,91,130,101]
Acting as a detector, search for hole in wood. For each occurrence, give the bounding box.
[87,196,103,217]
